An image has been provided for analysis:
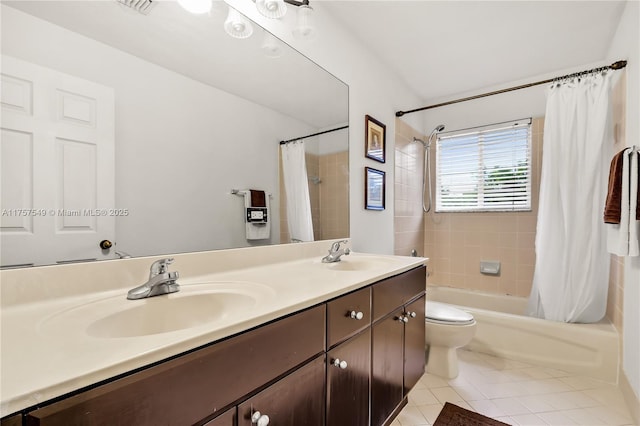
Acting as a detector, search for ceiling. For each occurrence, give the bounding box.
[321,1,627,103]
[3,0,348,129]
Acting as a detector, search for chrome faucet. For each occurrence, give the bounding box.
[322,240,351,263]
[127,258,180,300]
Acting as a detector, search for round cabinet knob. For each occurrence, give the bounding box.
[350,310,364,320]
[408,311,417,318]
[332,358,348,369]
[398,315,408,323]
[252,412,270,426]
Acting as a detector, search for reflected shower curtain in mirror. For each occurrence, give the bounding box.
[527,72,613,323]
[281,140,314,242]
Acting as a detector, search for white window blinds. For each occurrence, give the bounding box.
[435,119,532,212]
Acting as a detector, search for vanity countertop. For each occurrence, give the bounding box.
[0,247,426,417]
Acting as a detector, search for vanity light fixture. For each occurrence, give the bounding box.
[177,0,213,14]
[292,3,315,40]
[224,7,254,39]
[255,0,287,19]
[116,0,154,15]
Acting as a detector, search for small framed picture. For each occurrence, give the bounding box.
[365,115,386,163]
[365,167,385,210]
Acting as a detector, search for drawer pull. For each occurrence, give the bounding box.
[349,310,364,320]
[252,411,270,426]
[398,315,408,323]
[407,311,417,318]
[332,358,348,369]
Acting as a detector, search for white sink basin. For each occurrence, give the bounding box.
[39,281,275,338]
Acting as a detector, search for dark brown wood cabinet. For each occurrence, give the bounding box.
[403,294,426,394]
[371,307,405,426]
[25,306,325,426]
[7,265,426,426]
[371,266,427,426]
[203,408,236,426]
[326,329,371,426]
[237,355,325,426]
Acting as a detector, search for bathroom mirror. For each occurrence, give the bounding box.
[0,1,349,267]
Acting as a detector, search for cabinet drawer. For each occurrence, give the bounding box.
[203,407,235,426]
[327,286,370,348]
[372,266,426,322]
[238,355,325,426]
[26,305,325,426]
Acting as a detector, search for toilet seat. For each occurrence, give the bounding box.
[425,301,475,325]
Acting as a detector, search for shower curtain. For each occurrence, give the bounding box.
[527,72,613,323]
[280,140,314,242]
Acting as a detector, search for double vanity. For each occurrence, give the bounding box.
[0,241,427,426]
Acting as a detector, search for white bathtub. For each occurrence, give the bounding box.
[427,286,620,383]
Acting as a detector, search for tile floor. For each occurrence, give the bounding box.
[392,350,636,426]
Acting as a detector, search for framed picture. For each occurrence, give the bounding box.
[365,167,385,210]
[365,115,386,163]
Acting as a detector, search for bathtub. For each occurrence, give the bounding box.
[427,286,620,383]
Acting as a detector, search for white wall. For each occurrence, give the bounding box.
[606,0,640,402]
[2,6,320,257]
[227,0,424,255]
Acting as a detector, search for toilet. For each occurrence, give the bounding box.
[425,301,477,379]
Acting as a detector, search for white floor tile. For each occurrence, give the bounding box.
[396,350,635,426]
[430,386,464,404]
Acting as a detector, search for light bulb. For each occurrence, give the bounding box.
[292,4,316,40]
[224,7,254,39]
[255,0,287,19]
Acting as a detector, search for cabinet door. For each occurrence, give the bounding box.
[237,355,325,426]
[371,307,404,426]
[326,329,370,426]
[203,408,235,426]
[403,294,426,395]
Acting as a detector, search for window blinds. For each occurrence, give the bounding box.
[435,119,532,212]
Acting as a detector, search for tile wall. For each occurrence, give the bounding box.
[394,119,425,257]
[279,150,349,243]
[421,117,544,297]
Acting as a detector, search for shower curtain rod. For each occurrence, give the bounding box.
[395,60,628,117]
[279,125,349,145]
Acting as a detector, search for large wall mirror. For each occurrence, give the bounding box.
[0,1,349,267]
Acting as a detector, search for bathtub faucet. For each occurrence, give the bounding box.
[322,240,350,263]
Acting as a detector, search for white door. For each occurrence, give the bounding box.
[1,55,115,267]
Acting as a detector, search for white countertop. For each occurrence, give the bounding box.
[0,245,426,417]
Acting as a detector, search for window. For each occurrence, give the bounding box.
[435,118,532,212]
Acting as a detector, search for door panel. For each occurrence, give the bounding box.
[404,294,426,395]
[371,307,404,426]
[238,355,325,426]
[0,55,115,267]
[326,329,370,426]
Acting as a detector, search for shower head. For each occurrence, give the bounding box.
[427,124,445,145]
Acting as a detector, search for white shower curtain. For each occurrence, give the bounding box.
[280,140,314,242]
[528,72,613,323]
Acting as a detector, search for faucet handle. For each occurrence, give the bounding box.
[150,258,174,276]
[330,240,349,252]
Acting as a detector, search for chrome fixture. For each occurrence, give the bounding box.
[322,240,350,263]
[413,124,445,213]
[127,258,180,300]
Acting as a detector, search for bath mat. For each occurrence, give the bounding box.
[433,402,510,426]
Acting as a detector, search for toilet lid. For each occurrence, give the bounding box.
[425,301,474,325]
